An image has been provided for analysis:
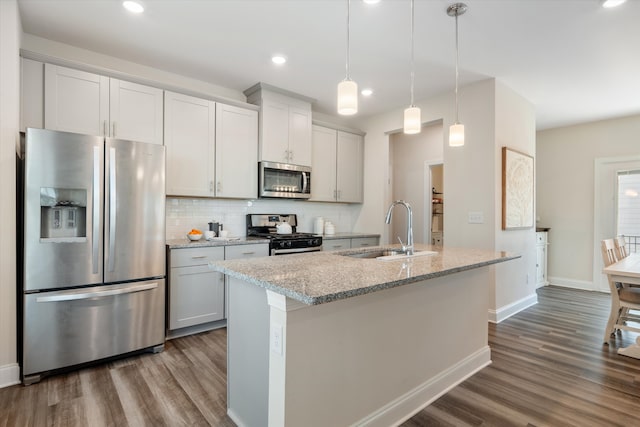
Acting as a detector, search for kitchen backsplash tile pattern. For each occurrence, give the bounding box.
[166,198,361,240]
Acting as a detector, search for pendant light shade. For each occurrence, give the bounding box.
[338,79,358,115]
[449,123,465,147]
[338,0,358,115]
[404,107,421,134]
[447,3,467,147]
[403,0,421,134]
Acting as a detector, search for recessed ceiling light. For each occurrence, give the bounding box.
[363,0,381,4]
[271,55,287,65]
[602,0,626,8]
[123,1,144,13]
[361,88,373,96]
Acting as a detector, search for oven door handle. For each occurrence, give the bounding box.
[271,246,322,256]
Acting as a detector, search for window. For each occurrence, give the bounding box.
[617,170,640,253]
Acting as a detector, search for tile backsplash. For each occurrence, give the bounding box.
[166,197,361,240]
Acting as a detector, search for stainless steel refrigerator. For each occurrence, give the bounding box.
[21,128,166,384]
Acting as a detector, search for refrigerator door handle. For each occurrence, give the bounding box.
[92,146,100,274]
[35,282,159,303]
[108,147,117,272]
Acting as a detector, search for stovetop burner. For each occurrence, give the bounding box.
[247,214,323,254]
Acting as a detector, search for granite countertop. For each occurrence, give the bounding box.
[209,244,519,305]
[167,237,269,249]
[321,232,380,240]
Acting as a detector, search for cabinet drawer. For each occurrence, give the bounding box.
[170,246,224,268]
[351,237,379,248]
[225,243,269,260]
[536,232,547,245]
[323,238,351,251]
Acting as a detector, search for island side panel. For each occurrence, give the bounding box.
[227,276,270,427]
[269,267,492,427]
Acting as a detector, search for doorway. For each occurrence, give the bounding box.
[593,156,640,292]
[388,122,443,244]
[427,163,444,245]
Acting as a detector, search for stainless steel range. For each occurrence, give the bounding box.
[246,214,322,255]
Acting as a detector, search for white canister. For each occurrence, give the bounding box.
[324,221,335,235]
[314,217,324,235]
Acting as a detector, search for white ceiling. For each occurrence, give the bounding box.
[17,0,640,130]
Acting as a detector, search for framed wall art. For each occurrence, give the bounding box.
[502,147,534,230]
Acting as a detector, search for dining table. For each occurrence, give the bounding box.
[603,253,640,359]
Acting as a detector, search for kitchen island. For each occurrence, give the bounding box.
[210,244,519,427]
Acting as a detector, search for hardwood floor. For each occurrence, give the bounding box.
[1,286,639,426]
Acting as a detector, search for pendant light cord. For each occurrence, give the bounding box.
[346,0,351,80]
[454,11,460,122]
[410,0,415,107]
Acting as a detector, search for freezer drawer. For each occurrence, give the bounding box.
[23,278,165,381]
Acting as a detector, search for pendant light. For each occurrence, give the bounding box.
[447,3,467,147]
[403,0,421,134]
[338,0,358,115]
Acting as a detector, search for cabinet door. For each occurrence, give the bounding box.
[109,79,163,145]
[44,64,109,136]
[261,99,289,163]
[288,105,312,166]
[310,125,337,202]
[169,265,225,330]
[164,91,215,197]
[323,238,351,251]
[215,103,258,198]
[336,131,364,203]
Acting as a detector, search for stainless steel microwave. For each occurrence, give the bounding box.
[259,161,311,199]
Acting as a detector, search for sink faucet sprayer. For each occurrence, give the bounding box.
[385,200,414,256]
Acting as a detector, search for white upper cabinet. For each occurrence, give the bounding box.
[287,105,312,166]
[336,131,364,203]
[108,79,163,144]
[215,103,258,199]
[44,64,109,137]
[311,125,364,203]
[245,83,313,167]
[311,125,338,202]
[164,91,216,197]
[44,64,163,144]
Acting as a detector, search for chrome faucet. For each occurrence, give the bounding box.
[385,200,414,255]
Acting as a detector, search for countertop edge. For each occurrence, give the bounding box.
[211,252,520,306]
[167,238,270,249]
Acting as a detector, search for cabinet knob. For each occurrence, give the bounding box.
[209,181,214,192]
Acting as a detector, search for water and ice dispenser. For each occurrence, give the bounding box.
[39,188,87,240]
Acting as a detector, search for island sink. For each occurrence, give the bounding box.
[341,248,438,261]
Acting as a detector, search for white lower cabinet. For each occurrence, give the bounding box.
[536,231,549,288]
[167,243,269,338]
[323,236,380,251]
[169,247,225,331]
[351,237,379,248]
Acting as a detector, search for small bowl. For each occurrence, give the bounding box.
[187,233,202,241]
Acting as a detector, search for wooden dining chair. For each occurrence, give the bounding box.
[614,236,629,260]
[601,239,640,343]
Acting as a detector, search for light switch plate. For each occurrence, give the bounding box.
[468,211,484,224]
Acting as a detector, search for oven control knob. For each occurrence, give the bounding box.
[310,239,320,246]
[281,241,292,248]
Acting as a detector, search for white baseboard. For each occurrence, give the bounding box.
[355,346,492,427]
[488,292,538,324]
[548,276,595,291]
[0,363,20,388]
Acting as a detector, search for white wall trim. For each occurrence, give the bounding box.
[488,292,538,324]
[0,363,20,388]
[354,346,491,427]
[548,276,597,292]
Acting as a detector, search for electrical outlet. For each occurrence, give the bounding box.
[271,324,283,355]
[468,211,484,224]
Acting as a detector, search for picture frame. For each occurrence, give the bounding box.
[502,147,534,230]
